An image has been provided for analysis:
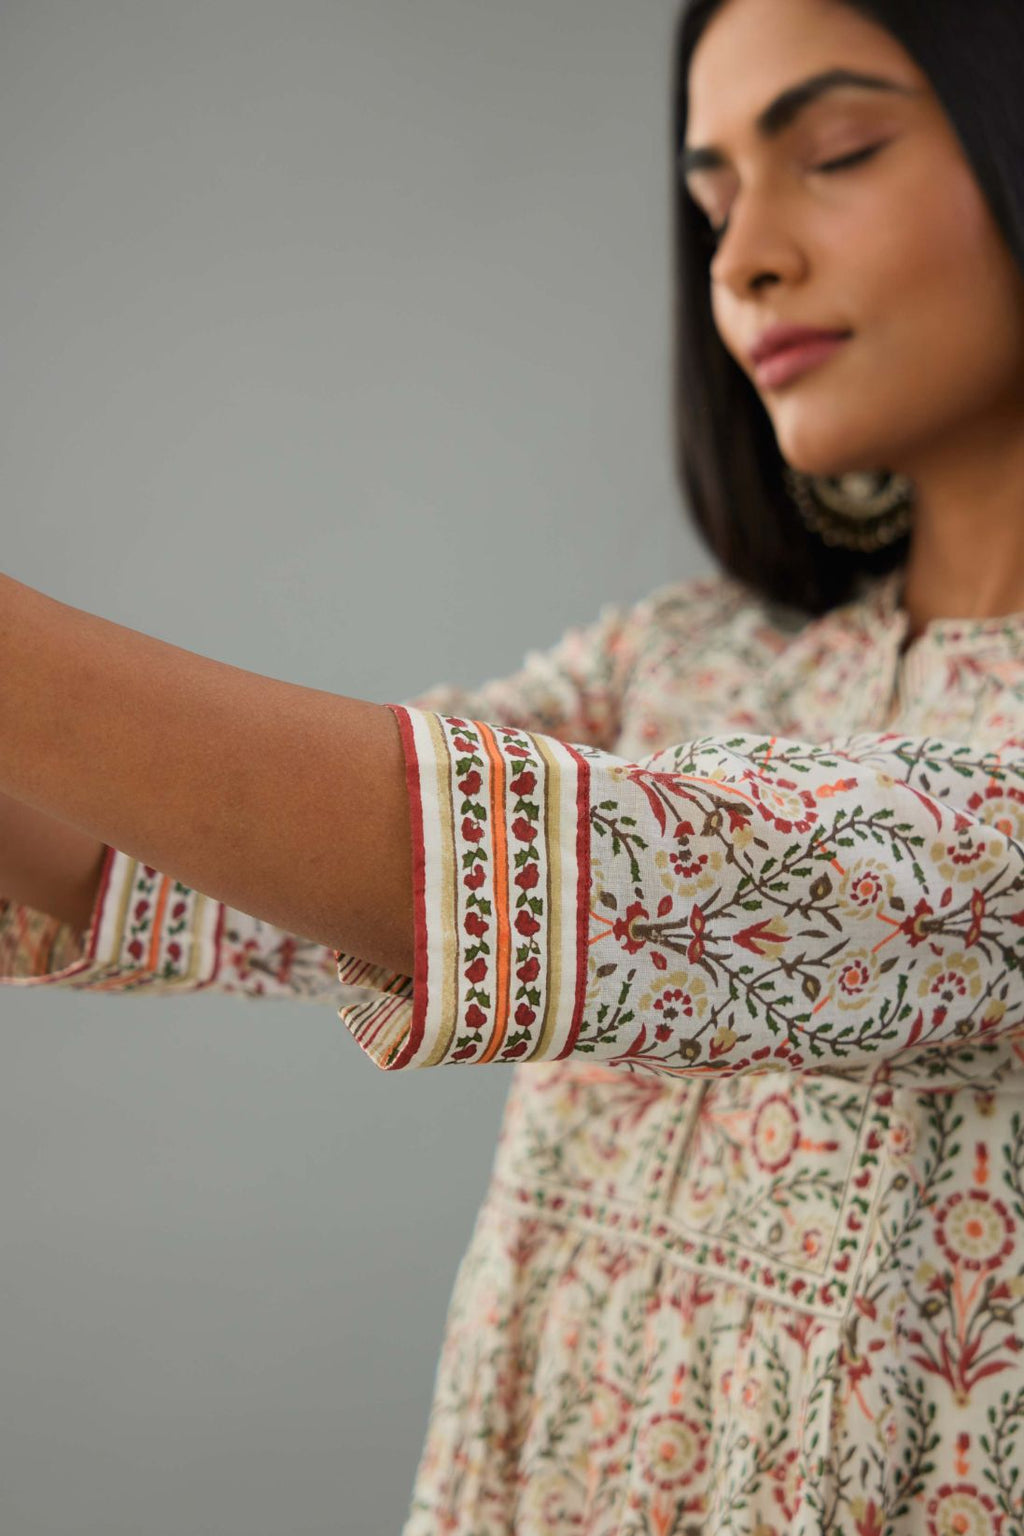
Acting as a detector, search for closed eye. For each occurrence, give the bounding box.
[699,142,887,251]
[814,142,886,175]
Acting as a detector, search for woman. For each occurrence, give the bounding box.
[3,0,1024,1527]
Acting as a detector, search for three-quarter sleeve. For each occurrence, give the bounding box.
[0,845,343,1002]
[340,709,1024,1074]
[1,585,686,1003]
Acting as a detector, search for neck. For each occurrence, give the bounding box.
[894,410,1024,641]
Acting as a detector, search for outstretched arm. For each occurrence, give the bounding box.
[1,575,696,1000]
[0,790,108,930]
[0,573,414,975]
[13,570,1015,1086]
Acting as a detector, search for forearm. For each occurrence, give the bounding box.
[0,790,108,931]
[0,575,413,973]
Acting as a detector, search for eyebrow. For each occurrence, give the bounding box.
[680,67,920,180]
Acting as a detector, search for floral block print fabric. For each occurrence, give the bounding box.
[3,563,1024,1534]
[347,710,1023,1082]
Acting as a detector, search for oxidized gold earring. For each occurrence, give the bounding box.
[783,467,914,552]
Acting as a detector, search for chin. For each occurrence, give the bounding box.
[773,433,889,482]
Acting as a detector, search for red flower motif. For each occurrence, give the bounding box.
[464,1004,487,1031]
[511,816,537,843]
[127,938,145,961]
[967,781,1024,818]
[510,770,537,796]
[687,903,706,965]
[274,938,295,983]
[899,896,937,946]
[464,912,489,937]
[853,1500,885,1536]
[751,1093,801,1173]
[167,942,182,963]
[514,1003,536,1028]
[653,986,697,1022]
[171,901,187,920]
[515,863,540,890]
[465,957,487,984]
[461,816,484,844]
[934,1189,1015,1272]
[515,911,541,937]
[517,956,540,983]
[637,1411,708,1489]
[134,899,150,922]
[748,776,819,835]
[458,769,482,796]
[669,847,708,880]
[733,917,787,956]
[724,804,753,834]
[612,901,649,955]
[926,1482,1003,1536]
[463,865,486,891]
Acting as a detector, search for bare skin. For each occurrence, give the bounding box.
[0,791,108,931]
[5,0,1024,944]
[684,0,1024,641]
[0,577,413,972]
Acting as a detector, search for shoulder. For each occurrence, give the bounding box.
[620,571,812,654]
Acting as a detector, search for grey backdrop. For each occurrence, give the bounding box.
[0,3,713,1532]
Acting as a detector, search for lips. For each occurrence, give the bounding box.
[753,334,851,389]
[750,324,852,368]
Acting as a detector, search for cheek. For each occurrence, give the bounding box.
[860,163,1024,393]
[762,165,1024,474]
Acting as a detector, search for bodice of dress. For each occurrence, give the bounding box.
[3,561,1024,1534]
[397,566,1024,1534]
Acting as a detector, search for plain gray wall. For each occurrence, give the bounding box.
[0,3,713,1532]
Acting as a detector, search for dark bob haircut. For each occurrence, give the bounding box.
[670,0,1024,617]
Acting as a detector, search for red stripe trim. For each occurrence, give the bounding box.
[386,705,428,1070]
[208,897,227,986]
[360,995,404,1050]
[558,741,591,1058]
[335,955,389,988]
[477,723,511,1066]
[82,843,120,965]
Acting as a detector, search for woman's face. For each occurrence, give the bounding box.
[683,0,1024,482]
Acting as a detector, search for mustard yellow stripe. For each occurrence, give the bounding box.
[185,893,208,983]
[112,859,139,969]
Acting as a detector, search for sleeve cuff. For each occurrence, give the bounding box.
[333,704,592,1069]
[0,844,225,991]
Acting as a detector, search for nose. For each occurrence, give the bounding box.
[708,191,805,295]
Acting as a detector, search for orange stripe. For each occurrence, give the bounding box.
[146,876,173,969]
[477,723,511,1064]
[669,772,757,806]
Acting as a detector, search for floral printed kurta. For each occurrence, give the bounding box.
[3,562,1024,1534]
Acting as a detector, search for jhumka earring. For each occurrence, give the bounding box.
[782,467,915,552]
